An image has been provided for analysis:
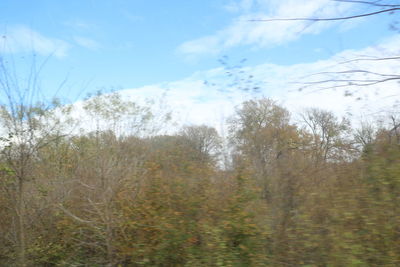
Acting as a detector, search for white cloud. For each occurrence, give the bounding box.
[223,0,254,13]
[178,36,221,57]
[0,25,70,58]
[124,35,400,131]
[178,0,355,57]
[73,36,101,50]
[64,19,95,31]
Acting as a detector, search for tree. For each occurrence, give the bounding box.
[228,98,297,189]
[0,56,73,266]
[83,90,153,137]
[179,125,222,164]
[300,108,352,163]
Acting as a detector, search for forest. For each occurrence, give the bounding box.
[0,89,399,266]
[1,1,400,265]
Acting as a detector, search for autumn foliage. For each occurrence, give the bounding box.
[0,95,399,266]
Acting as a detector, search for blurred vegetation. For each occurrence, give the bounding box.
[0,93,399,266]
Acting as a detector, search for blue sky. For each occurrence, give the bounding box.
[0,0,399,125]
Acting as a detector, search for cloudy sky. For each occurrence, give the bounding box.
[1,0,399,127]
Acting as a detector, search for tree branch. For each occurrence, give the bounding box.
[249,8,400,22]
[333,0,400,8]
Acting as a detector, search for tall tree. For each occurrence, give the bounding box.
[0,57,73,267]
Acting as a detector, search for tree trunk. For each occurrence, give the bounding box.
[17,177,26,267]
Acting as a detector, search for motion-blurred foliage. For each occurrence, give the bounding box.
[0,95,399,266]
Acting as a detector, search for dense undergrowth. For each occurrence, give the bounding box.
[0,96,399,266]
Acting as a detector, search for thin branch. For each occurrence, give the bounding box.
[302,69,400,79]
[298,76,400,93]
[339,56,400,64]
[333,0,400,8]
[300,78,398,85]
[249,7,400,22]
[58,204,94,224]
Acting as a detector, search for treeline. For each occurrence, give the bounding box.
[0,95,399,266]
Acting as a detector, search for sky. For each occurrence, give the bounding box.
[1,0,399,128]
